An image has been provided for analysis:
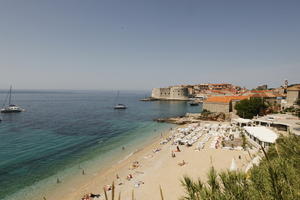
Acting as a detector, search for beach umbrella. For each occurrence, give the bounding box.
[230,158,237,171]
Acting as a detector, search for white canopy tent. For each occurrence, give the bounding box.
[244,126,278,147]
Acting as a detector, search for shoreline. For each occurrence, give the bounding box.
[8,121,253,200]
[4,123,174,200]
[47,125,176,200]
[64,127,177,200]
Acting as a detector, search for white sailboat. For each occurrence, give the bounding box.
[1,86,24,113]
[114,91,127,109]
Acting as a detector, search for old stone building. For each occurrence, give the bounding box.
[250,93,283,105]
[203,96,249,114]
[151,86,189,100]
[286,84,300,106]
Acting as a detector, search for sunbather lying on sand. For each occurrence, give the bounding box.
[103,185,112,191]
[81,193,101,200]
[152,148,161,153]
[129,161,140,170]
[132,161,140,168]
[126,173,133,180]
[178,160,187,166]
[118,181,124,185]
[134,180,145,188]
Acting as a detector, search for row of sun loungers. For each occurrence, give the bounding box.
[196,131,214,150]
[160,123,247,151]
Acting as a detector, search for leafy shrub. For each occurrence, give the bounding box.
[180,135,300,200]
[234,98,267,119]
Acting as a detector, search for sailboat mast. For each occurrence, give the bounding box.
[114,91,119,105]
[9,85,12,105]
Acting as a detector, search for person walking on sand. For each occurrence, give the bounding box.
[82,169,85,175]
[56,178,60,184]
[171,151,176,158]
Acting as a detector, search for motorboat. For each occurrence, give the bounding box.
[188,101,199,106]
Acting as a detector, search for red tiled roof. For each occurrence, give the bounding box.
[251,90,273,93]
[210,90,227,94]
[205,96,249,103]
[250,93,284,98]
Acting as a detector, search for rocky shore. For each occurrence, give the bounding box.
[154,112,228,124]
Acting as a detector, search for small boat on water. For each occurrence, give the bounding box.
[1,86,24,113]
[114,104,127,109]
[188,101,199,106]
[113,91,127,110]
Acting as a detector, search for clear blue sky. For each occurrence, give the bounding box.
[0,0,299,90]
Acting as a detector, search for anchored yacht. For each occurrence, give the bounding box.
[1,86,24,113]
[113,91,127,110]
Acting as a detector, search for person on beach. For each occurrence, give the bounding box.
[122,146,125,150]
[176,145,181,152]
[171,151,176,158]
[82,169,85,175]
[127,174,133,180]
[104,185,112,191]
[56,178,60,184]
[178,160,186,166]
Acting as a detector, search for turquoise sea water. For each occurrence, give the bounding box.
[0,90,202,199]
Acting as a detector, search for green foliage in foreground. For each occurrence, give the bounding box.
[234,98,267,119]
[180,135,300,200]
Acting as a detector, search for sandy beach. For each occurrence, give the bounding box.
[35,121,253,200]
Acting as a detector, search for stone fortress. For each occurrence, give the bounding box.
[151,86,189,100]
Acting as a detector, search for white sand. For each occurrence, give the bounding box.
[40,124,252,200]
